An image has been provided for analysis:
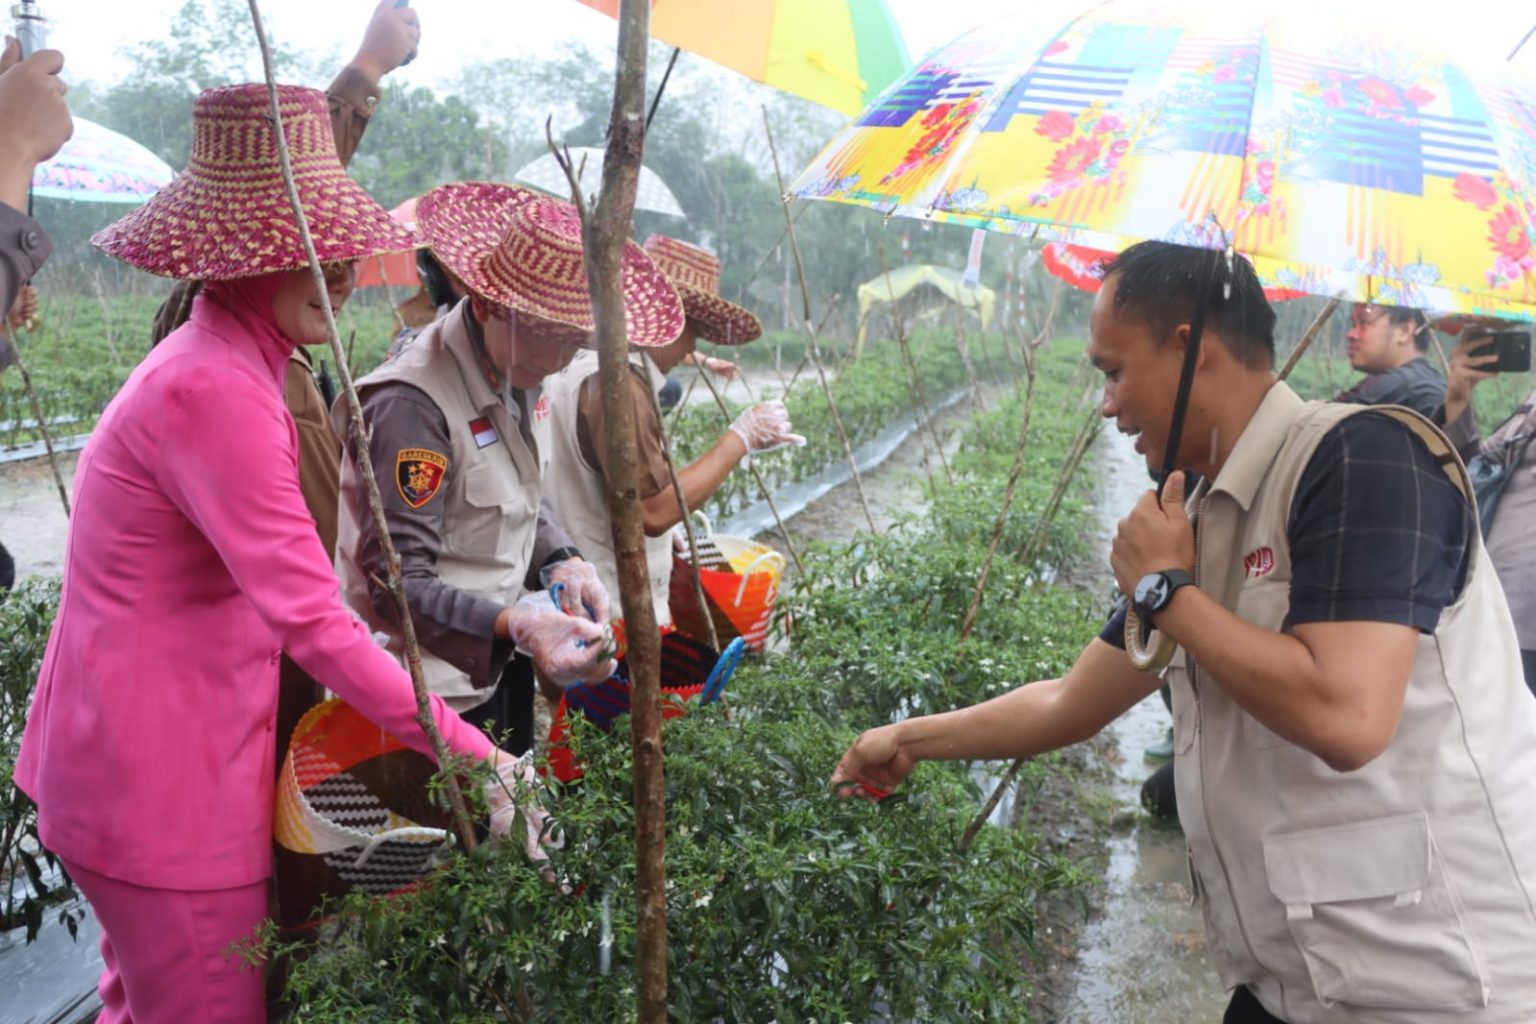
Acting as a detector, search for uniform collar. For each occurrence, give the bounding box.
[1207,381,1306,512]
[439,300,504,413]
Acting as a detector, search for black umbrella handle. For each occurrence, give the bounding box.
[1156,253,1218,502]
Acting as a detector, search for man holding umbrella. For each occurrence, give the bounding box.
[542,234,803,627]
[835,242,1536,1023]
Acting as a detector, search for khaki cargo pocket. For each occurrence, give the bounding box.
[1264,812,1489,1011]
[455,459,528,558]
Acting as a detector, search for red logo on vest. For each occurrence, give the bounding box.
[1243,547,1275,580]
[534,396,551,421]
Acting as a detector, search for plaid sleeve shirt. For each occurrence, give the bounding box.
[1100,412,1471,648]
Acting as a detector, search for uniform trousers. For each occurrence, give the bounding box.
[64,858,267,1024]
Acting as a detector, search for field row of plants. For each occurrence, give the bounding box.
[667,324,1026,524]
[262,339,1111,1022]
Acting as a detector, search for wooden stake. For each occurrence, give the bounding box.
[693,359,807,578]
[639,351,719,654]
[6,331,69,517]
[761,108,879,534]
[245,0,476,850]
[877,248,953,486]
[549,2,668,1014]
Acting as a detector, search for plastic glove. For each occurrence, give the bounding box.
[506,590,616,686]
[728,400,807,455]
[539,557,611,626]
[484,751,564,863]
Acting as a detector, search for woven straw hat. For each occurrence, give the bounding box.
[92,85,417,280]
[416,182,684,348]
[643,235,762,346]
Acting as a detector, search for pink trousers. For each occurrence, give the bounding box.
[64,859,268,1024]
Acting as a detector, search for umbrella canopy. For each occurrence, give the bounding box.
[513,146,687,218]
[32,116,174,204]
[1042,241,1306,301]
[354,197,423,288]
[575,0,910,118]
[791,0,1536,320]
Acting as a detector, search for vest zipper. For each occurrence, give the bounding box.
[1190,492,1289,1017]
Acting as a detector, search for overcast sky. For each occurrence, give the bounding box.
[45,0,1536,96]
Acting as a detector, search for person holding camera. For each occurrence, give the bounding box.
[1334,301,1446,418]
[1439,325,1536,694]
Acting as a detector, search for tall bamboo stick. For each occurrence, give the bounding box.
[7,336,69,517]
[760,108,878,534]
[245,0,475,850]
[552,3,668,1015]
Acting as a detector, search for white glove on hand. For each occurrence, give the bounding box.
[539,557,612,626]
[729,400,807,455]
[484,752,563,864]
[507,591,616,687]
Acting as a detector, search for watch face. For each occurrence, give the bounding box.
[1134,573,1169,613]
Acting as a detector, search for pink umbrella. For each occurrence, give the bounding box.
[354,197,421,288]
[32,116,173,204]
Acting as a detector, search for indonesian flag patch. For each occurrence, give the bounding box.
[396,448,448,509]
[469,416,498,449]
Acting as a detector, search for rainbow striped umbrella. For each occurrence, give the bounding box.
[790,0,1536,320]
[574,0,910,118]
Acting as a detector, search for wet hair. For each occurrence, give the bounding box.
[1102,241,1276,370]
[417,249,458,309]
[1375,303,1431,352]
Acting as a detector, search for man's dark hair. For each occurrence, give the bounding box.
[417,249,458,309]
[1102,241,1277,370]
[1378,303,1431,352]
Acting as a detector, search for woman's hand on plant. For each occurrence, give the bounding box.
[484,750,563,865]
[830,724,914,800]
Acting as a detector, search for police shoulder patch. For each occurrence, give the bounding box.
[396,448,449,509]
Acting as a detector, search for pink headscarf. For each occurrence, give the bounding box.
[196,273,300,382]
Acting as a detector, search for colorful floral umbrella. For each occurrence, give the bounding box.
[573,0,910,118]
[1042,241,1306,301]
[31,116,174,204]
[790,0,1536,320]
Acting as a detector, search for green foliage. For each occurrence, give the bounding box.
[275,337,1105,1022]
[0,577,81,942]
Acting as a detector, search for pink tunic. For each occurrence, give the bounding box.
[15,288,494,892]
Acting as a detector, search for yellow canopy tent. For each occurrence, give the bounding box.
[856,264,995,354]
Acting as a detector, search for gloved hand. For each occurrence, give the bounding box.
[484,751,563,864]
[506,590,616,686]
[728,400,807,455]
[539,556,611,626]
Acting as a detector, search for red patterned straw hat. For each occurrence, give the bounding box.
[416,182,684,348]
[92,85,417,280]
[643,235,762,346]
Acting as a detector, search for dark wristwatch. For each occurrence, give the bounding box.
[1132,568,1195,625]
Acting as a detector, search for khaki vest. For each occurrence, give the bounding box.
[334,301,552,709]
[1167,382,1536,1023]
[542,350,674,625]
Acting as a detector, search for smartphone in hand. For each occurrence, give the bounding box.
[1471,330,1532,375]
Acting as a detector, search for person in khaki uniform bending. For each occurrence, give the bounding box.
[334,183,686,754]
[542,234,804,626]
[834,242,1536,1024]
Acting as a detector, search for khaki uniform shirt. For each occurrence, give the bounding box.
[334,301,570,710]
[542,351,675,624]
[1166,383,1536,1022]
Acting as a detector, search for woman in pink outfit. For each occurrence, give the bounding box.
[14,85,609,1024]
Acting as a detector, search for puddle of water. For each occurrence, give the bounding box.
[1056,430,1228,1023]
